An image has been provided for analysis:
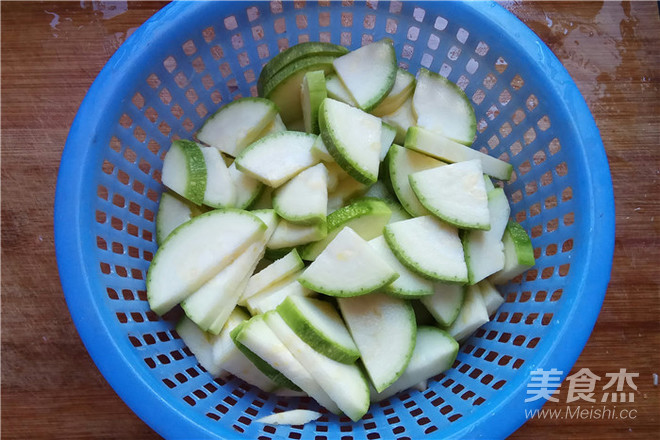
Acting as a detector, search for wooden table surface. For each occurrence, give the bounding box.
[1,1,658,439]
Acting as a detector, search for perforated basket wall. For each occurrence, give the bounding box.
[54,1,614,439]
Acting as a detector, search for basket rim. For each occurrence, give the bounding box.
[54,1,615,438]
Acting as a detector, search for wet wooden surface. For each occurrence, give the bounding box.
[1,1,658,438]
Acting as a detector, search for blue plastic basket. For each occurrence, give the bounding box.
[54,1,614,438]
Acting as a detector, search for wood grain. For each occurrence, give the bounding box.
[1,1,658,439]
[506,2,660,437]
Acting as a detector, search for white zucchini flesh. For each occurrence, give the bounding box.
[277,296,360,364]
[161,140,207,205]
[379,123,397,162]
[188,210,277,334]
[301,70,327,134]
[199,145,237,209]
[227,162,264,210]
[246,276,313,316]
[241,250,305,304]
[326,195,344,214]
[320,98,383,185]
[325,73,357,106]
[447,284,489,342]
[368,236,434,298]
[387,144,446,217]
[245,209,280,240]
[363,180,394,200]
[384,216,468,283]
[196,97,278,157]
[300,198,392,261]
[370,68,416,117]
[371,327,458,402]
[264,311,370,422]
[327,158,363,185]
[382,199,413,223]
[256,410,322,425]
[208,276,254,335]
[405,126,513,181]
[477,279,505,317]
[338,293,416,392]
[147,209,266,315]
[463,188,511,284]
[198,210,279,334]
[381,95,417,145]
[216,341,279,392]
[419,282,465,328]
[181,239,264,332]
[211,308,279,392]
[311,134,334,163]
[210,309,254,366]
[256,113,287,138]
[412,68,477,145]
[236,314,341,414]
[155,192,196,245]
[243,208,279,238]
[176,316,222,377]
[246,209,280,242]
[325,159,368,192]
[409,159,490,230]
[268,219,327,250]
[298,227,399,297]
[263,56,336,125]
[326,175,368,213]
[490,221,536,285]
[332,39,397,111]
[231,322,304,391]
[358,196,412,224]
[235,131,319,187]
[413,380,428,393]
[273,163,328,225]
[324,162,342,193]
